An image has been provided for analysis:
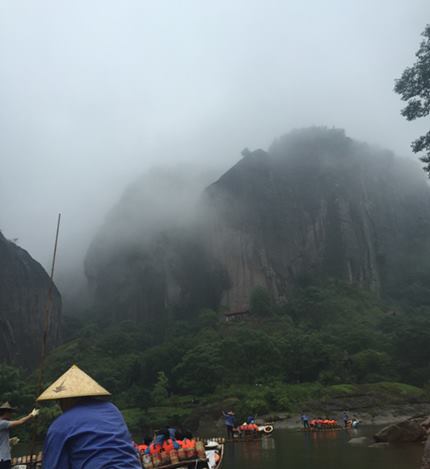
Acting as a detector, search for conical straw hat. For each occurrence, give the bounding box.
[37,364,111,401]
[0,401,17,411]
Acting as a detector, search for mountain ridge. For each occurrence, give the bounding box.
[85,127,430,321]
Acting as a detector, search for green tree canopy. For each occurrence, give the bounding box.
[395,24,430,173]
[151,371,169,404]
[250,286,273,317]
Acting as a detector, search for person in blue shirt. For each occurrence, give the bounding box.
[301,411,310,429]
[222,411,235,439]
[343,411,349,428]
[37,364,141,469]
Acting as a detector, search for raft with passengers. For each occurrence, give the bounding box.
[5,365,224,469]
[135,428,224,469]
[222,411,274,441]
[300,412,361,432]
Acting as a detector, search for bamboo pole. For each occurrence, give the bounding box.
[28,213,61,463]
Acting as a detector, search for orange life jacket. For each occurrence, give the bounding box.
[182,438,196,450]
[149,443,162,455]
[137,444,148,453]
[162,439,175,453]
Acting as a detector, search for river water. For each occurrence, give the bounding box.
[221,427,422,469]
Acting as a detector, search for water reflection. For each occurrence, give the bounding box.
[261,437,275,451]
[227,437,276,467]
[223,427,422,469]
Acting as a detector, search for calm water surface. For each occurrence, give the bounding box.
[222,427,422,469]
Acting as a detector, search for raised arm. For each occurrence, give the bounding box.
[9,409,39,428]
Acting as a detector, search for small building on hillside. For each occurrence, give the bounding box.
[224,308,250,322]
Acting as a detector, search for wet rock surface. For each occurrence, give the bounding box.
[0,232,61,368]
[349,437,369,445]
[374,418,427,443]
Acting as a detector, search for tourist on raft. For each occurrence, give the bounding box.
[144,428,180,455]
[351,416,360,428]
[222,410,236,439]
[0,402,39,469]
[136,436,152,454]
[137,429,197,457]
[37,364,141,469]
[239,418,259,433]
[308,418,338,429]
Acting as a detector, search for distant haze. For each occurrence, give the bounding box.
[0,0,428,289]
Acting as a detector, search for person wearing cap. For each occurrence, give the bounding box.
[0,402,39,469]
[37,364,141,469]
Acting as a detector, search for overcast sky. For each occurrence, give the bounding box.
[0,0,428,274]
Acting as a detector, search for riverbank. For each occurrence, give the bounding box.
[258,404,430,429]
[118,381,430,435]
[197,404,430,436]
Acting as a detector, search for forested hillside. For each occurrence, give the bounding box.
[16,280,429,434]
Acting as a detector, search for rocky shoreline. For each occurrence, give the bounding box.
[259,403,430,430]
[196,402,430,436]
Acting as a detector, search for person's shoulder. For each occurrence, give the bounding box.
[97,400,122,414]
[0,419,11,430]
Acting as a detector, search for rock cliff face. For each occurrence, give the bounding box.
[85,128,430,320]
[0,232,61,367]
[202,128,430,309]
[85,167,228,325]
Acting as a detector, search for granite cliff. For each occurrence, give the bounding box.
[0,232,62,367]
[85,128,430,321]
[202,128,430,310]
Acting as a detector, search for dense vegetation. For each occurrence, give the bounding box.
[4,280,430,438]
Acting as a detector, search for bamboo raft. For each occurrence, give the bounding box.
[11,445,224,469]
[11,452,42,468]
[203,429,274,444]
[226,423,275,442]
[148,443,224,469]
[225,434,272,443]
[299,426,344,432]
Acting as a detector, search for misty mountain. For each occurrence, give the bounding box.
[85,128,430,323]
[0,231,61,367]
[84,166,228,325]
[203,127,430,310]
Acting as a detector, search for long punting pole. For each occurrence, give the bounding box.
[39,212,61,380]
[29,213,61,463]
